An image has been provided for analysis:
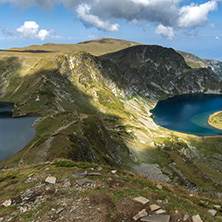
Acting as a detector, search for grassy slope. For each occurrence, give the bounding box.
[0,159,221,222]
[0,39,222,198]
[208,111,222,130]
[7,38,142,56]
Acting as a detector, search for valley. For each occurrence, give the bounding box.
[0,38,222,199]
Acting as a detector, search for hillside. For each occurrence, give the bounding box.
[0,159,222,222]
[0,39,222,200]
[6,38,141,56]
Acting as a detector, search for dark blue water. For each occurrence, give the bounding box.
[151,94,222,136]
[0,103,37,162]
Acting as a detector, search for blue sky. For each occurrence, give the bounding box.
[0,0,221,60]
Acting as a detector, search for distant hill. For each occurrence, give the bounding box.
[7,38,142,56]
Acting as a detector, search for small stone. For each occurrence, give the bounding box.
[56,208,64,214]
[183,214,189,221]
[192,215,203,222]
[63,181,71,188]
[157,184,163,190]
[189,194,194,197]
[163,199,169,204]
[150,204,161,212]
[88,172,102,176]
[208,209,217,216]
[20,206,28,213]
[28,173,34,177]
[133,209,147,221]
[96,167,103,171]
[156,209,166,214]
[45,176,56,184]
[214,205,221,209]
[111,170,117,174]
[2,199,12,207]
[141,215,170,222]
[0,217,4,222]
[134,197,150,205]
[76,178,93,186]
[74,171,88,178]
[10,212,16,216]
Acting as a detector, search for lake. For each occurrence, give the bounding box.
[151,94,222,136]
[0,103,37,162]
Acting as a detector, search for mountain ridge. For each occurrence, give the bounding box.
[0,39,222,199]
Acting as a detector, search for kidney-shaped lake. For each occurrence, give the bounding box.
[151,94,222,136]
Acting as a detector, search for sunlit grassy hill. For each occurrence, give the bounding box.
[7,38,142,56]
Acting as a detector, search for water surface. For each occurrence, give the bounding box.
[151,94,222,136]
[0,103,37,162]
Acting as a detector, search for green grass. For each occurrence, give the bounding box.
[0,160,221,221]
[208,111,222,130]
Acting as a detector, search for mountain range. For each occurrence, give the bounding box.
[0,38,222,199]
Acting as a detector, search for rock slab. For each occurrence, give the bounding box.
[192,215,203,222]
[2,199,12,207]
[150,204,161,212]
[156,209,166,214]
[45,176,56,184]
[74,171,88,178]
[141,215,170,222]
[208,209,217,216]
[76,178,93,186]
[134,196,150,205]
[133,209,147,221]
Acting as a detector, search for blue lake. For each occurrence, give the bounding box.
[0,103,37,162]
[151,94,222,136]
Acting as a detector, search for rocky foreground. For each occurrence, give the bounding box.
[0,160,222,222]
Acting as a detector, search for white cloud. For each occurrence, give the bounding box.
[210,23,216,28]
[38,29,51,40]
[17,21,39,38]
[76,4,120,32]
[215,36,219,39]
[88,34,96,38]
[0,0,220,39]
[4,21,55,40]
[16,21,54,40]
[178,1,218,28]
[129,19,140,25]
[143,23,150,32]
[155,24,175,40]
